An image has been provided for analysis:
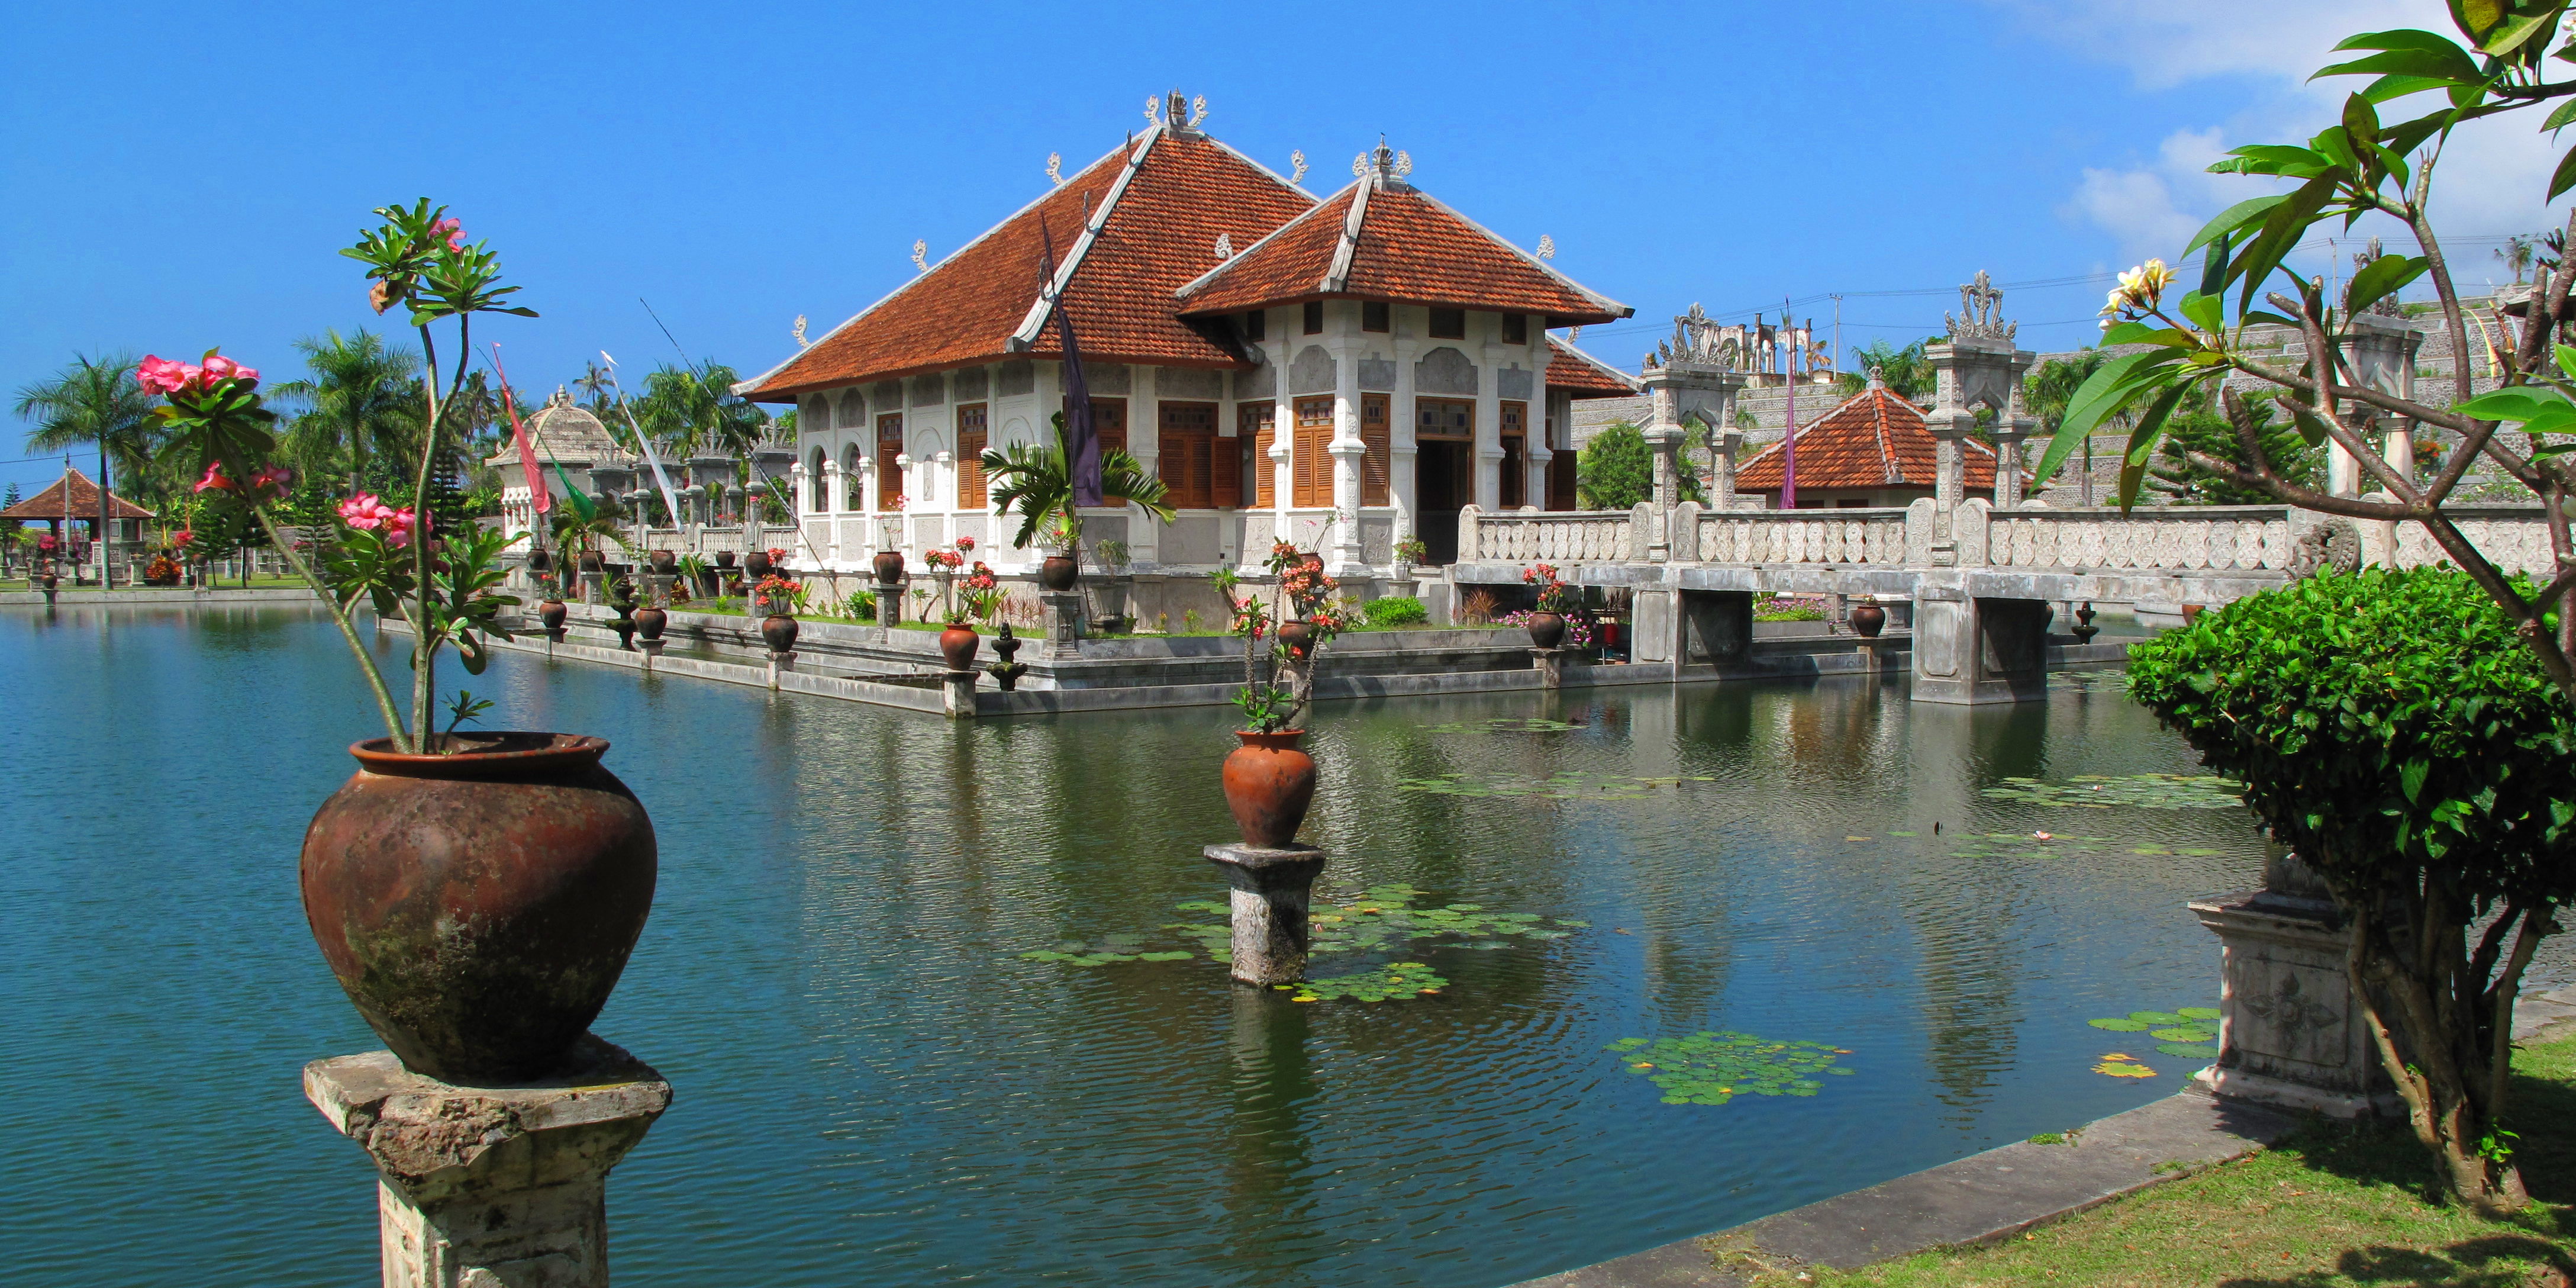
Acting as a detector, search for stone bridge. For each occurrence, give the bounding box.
[1443,497,2557,704]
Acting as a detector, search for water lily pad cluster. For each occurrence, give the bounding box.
[1282,962,1447,1003]
[1980,774,2246,810]
[1397,770,1716,801]
[1417,716,1585,734]
[1017,932,1197,967]
[2088,1004,2222,1060]
[1304,884,1585,955]
[1606,1032,1856,1106]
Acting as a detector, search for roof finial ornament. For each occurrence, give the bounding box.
[1189,94,1207,128]
[1166,89,1187,131]
[1045,152,1062,185]
[792,314,808,349]
[911,239,928,273]
[1868,365,1887,391]
[1945,270,2016,341]
[1536,234,1556,261]
[1214,231,1234,262]
[1393,149,1412,179]
[1144,94,1160,125]
[1289,149,1308,185]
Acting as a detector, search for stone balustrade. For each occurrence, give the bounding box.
[1985,506,2294,572]
[1699,508,1912,566]
[1458,505,1636,564]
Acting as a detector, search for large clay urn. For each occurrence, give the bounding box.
[1277,619,1316,659]
[714,550,737,570]
[299,733,656,1084]
[539,599,568,631]
[647,549,676,575]
[761,613,800,653]
[939,625,981,670]
[528,549,552,574]
[633,606,667,640]
[1524,611,1567,650]
[873,550,907,585]
[1038,553,1079,592]
[578,550,604,573]
[1849,603,1887,638]
[1223,730,1317,848]
[744,549,774,578]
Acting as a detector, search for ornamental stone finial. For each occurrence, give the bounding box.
[1289,149,1308,185]
[1045,152,1062,185]
[1946,270,2016,342]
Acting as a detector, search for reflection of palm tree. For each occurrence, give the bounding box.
[269,329,424,490]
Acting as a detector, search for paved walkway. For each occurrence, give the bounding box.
[1516,983,2576,1288]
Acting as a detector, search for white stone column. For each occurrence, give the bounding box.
[1474,322,1503,511]
[1392,324,1420,556]
[1272,325,1294,553]
[1130,365,1162,566]
[1327,313,1366,574]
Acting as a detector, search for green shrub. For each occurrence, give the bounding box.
[2126,568,2575,1209]
[1362,596,1429,629]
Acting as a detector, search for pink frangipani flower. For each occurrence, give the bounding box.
[199,354,259,388]
[194,463,236,493]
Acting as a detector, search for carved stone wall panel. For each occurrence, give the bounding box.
[1416,347,1478,397]
[1237,358,1275,401]
[1358,359,1397,392]
[1498,366,1534,401]
[910,373,946,407]
[952,366,990,400]
[997,360,1036,397]
[1082,362,1131,394]
[1159,368,1223,400]
[1290,347,1336,396]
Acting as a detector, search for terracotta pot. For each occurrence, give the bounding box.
[873,550,907,585]
[761,613,799,653]
[578,551,604,572]
[715,550,737,569]
[939,625,981,670]
[648,550,676,575]
[528,550,552,573]
[539,600,568,630]
[299,733,656,1084]
[1524,611,1566,650]
[41,572,59,590]
[1038,554,1079,592]
[1277,619,1316,658]
[2181,603,2207,626]
[633,607,666,640]
[1223,730,1317,848]
[1850,604,1887,638]
[745,550,773,578]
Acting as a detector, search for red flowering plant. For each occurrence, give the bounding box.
[1211,542,1342,733]
[924,546,965,571]
[753,573,803,617]
[949,561,1003,627]
[151,199,535,752]
[1522,562,1578,614]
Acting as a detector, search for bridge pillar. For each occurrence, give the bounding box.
[1910,577,2049,704]
[1678,589,1754,675]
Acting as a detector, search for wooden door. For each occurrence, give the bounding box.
[956,403,988,508]
[876,413,904,510]
[1360,393,1390,505]
[1292,397,1333,507]
[1242,404,1276,507]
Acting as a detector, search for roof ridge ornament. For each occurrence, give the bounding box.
[1536,234,1556,261]
[1648,302,1743,372]
[1354,137,1411,189]
[911,239,928,273]
[1214,231,1234,262]
[792,315,808,349]
[1289,149,1307,186]
[1946,270,2016,342]
[1045,152,1062,185]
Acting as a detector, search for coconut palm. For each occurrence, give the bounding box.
[269,329,424,490]
[629,362,768,461]
[2024,349,2129,506]
[15,349,166,499]
[980,411,1174,549]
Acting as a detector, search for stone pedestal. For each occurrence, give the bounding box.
[875,583,902,629]
[1040,592,1084,661]
[1910,577,2049,704]
[1202,842,1328,986]
[541,626,566,652]
[578,572,604,605]
[637,639,665,667]
[765,650,795,689]
[1632,585,1679,668]
[1532,646,1571,688]
[2190,862,2398,1118]
[303,1035,670,1288]
[941,669,978,719]
[1679,589,1754,674]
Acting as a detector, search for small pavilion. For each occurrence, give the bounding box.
[2,466,154,553]
[1734,372,2008,508]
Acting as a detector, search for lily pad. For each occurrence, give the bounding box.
[1608,1030,1854,1107]
[1291,962,1447,1003]
[2177,1007,2222,1020]
[1418,716,1585,734]
[2150,1026,2216,1042]
[2087,1017,2153,1032]
[1397,769,1717,801]
[1980,773,2246,810]
[2156,1042,2222,1059]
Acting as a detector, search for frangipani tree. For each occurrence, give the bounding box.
[2051,5,2576,1212]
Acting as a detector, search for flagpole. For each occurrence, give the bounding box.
[597,355,686,530]
[1780,298,1798,511]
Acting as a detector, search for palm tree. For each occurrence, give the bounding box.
[269,329,424,490]
[573,360,616,413]
[2024,349,2127,506]
[1835,339,1937,400]
[15,352,162,575]
[980,411,1175,550]
[630,362,768,461]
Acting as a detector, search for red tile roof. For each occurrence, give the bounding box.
[1734,383,2003,492]
[2,467,154,520]
[742,130,1316,401]
[1176,178,1629,324]
[1546,337,1640,397]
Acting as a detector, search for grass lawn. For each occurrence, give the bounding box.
[1760,1032,2575,1286]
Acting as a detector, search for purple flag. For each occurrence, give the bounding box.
[1780,308,1799,511]
[1041,214,1104,508]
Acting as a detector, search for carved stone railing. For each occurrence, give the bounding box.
[1699,508,1911,565]
[1459,505,1635,563]
[2387,505,2557,577]
[1984,506,2294,571]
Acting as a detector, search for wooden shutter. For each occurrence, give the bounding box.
[956,404,988,508]
[1158,402,1217,508]
[1292,397,1333,507]
[1549,452,1578,511]
[876,413,904,510]
[1093,398,1127,456]
[1360,394,1390,506]
[1243,404,1276,507]
[1499,401,1526,508]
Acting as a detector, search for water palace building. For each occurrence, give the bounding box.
[738,93,1639,581]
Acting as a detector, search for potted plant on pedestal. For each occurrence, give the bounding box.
[755,572,802,653]
[1211,543,1342,847]
[157,199,656,1086]
[1393,533,1428,582]
[926,541,965,619]
[1850,595,1887,638]
[939,561,1002,670]
[1520,563,1573,649]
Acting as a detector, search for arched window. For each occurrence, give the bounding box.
[843,443,866,512]
[808,448,828,513]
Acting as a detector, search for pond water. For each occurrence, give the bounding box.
[5,605,2272,1288]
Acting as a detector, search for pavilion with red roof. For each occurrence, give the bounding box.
[2,466,154,556]
[739,93,1636,575]
[1734,372,2012,508]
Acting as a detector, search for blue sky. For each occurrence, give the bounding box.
[2,1,2562,492]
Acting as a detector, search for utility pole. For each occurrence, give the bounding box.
[1830,294,1843,373]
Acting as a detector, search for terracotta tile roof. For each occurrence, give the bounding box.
[1177,178,1629,325]
[1546,336,1640,397]
[741,130,1314,401]
[1734,383,2003,492]
[2,467,154,520]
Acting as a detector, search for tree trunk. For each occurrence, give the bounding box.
[2346,896,2533,1212]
